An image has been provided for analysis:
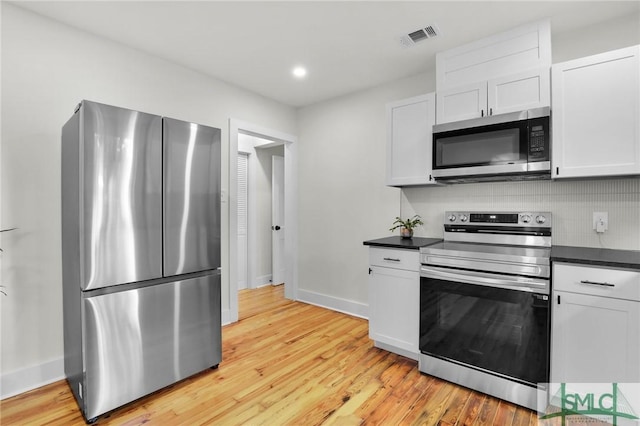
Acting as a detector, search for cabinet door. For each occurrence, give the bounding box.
[369,266,419,355]
[488,67,550,116]
[552,45,640,178]
[436,81,487,124]
[386,93,436,186]
[436,19,551,91]
[551,291,640,384]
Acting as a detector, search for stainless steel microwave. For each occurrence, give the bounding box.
[432,107,550,182]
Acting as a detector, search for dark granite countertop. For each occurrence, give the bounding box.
[363,236,442,250]
[551,245,640,270]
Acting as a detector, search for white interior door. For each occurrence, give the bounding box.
[271,155,285,285]
[237,153,248,290]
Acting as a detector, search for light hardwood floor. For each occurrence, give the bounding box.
[1,285,540,425]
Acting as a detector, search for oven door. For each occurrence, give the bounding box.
[419,266,550,387]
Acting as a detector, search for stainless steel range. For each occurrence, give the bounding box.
[419,211,551,410]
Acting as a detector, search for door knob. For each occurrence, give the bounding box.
[272,225,281,231]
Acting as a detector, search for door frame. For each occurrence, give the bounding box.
[271,154,285,286]
[227,119,298,324]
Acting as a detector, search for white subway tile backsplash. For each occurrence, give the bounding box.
[402,178,640,250]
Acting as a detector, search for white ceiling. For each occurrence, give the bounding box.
[11,1,640,107]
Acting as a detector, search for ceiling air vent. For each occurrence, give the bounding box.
[400,24,441,47]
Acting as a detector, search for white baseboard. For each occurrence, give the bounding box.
[374,341,419,361]
[253,274,272,288]
[1,357,65,400]
[222,308,233,326]
[237,280,248,291]
[296,289,368,319]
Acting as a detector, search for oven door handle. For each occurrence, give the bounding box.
[420,265,549,294]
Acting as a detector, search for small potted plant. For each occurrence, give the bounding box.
[389,215,423,239]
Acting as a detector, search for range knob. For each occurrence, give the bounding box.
[521,214,532,224]
[448,214,457,222]
[459,214,468,222]
[536,215,547,224]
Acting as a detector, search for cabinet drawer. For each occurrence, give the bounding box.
[553,263,640,301]
[369,247,419,271]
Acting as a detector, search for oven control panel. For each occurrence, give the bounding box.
[445,211,551,227]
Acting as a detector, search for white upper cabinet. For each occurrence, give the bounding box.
[436,81,487,124]
[437,68,550,124]
[552,45,640,179]
[436,19,551,90]
[488,68,551,115]
[386,93,437,186]
[435,20,551,125]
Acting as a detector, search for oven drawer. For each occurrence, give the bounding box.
[369,248,419,271]
[553,263,640,301]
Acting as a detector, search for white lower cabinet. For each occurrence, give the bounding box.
[368,247,419,360]
[551,263,640,385]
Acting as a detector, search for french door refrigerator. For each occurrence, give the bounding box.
[61,100,221,422]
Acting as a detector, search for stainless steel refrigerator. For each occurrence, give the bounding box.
[61,100,222,423]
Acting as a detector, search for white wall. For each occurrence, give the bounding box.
[0,3,296,398]
[296,72,433,316]
[295,12,640,317]
[552,12,640,63]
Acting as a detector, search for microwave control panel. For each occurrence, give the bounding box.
[528,117,549,161]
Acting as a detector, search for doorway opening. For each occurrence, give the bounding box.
[237,139,284,291]
[227,119,297,324]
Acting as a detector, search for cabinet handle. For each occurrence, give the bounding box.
[481,109,484,117]
[580,280,615,287]
[489,108,493,116]
[383,257,401,262]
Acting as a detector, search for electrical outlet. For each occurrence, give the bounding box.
[593,212,608,233]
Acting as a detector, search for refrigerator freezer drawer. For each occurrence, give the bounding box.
[81,274,221,420]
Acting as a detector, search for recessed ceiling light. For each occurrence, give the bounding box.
[292,66,307,78]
